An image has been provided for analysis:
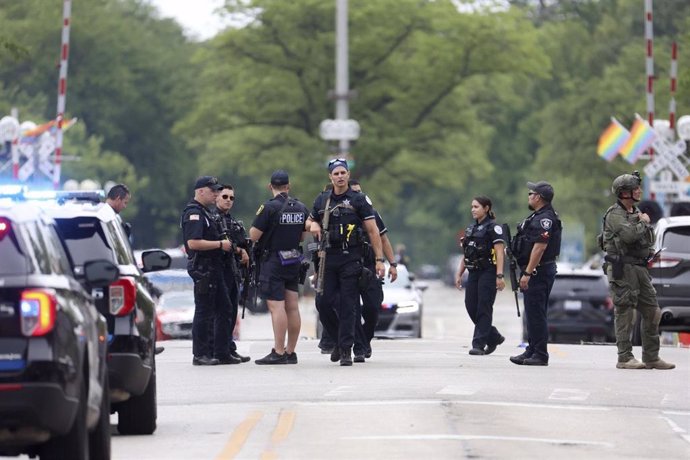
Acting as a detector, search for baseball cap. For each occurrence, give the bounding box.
[270,170,289,186]
[328,158,349,173]
[194,176,222,191]
[527,181,554,202]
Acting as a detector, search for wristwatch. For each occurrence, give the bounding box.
[389,262,398,268]
[496,274,504,279]
[521,270,532,277]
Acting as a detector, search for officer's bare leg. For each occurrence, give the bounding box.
[267,299,287,355]
[285,289,300,354]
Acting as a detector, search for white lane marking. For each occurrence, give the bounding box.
[341,434,613,447]
[437,386,476,396]
[549,389,590,402]
[323,386,355,397]
[660,416,686,434]
[300,399,610,411]
[663,411,690,416]
[434,318,445,338]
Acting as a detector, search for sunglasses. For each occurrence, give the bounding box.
[221,195,235,201]
[328,158,347,165]
[528,192,537,196]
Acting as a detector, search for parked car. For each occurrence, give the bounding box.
[522,263,613,343]
[442,254,468,288]
[43,197,170,435]
[375,265,428,339]
[0,200,118,459]
[649,216,690,332]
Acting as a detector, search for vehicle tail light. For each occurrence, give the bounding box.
[20,289,57,336]
[0,218,10,241]
[649,257,681,269]
[604,296,614,311]
[109,278,136,316]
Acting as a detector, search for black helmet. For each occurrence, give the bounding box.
[612,171,642,196]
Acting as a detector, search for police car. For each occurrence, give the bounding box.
[375,264,427,339]
[0,195,118,458]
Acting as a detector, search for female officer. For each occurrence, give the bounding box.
[455,196,506,355]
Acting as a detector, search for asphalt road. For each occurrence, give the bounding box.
[108,281,690,460]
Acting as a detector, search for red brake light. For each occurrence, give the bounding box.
[20,289,57,336]
[0,218,10,241]
[604,296,614,311]
[109,278,136,316]
[650,257,681,269]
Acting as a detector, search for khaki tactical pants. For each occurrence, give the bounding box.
[608,264,661,363]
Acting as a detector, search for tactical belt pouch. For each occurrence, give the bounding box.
[278,249,304,266]
[358,266,375,290]
[604,255,624,280]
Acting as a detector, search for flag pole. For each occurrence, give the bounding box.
[54,0,72,189]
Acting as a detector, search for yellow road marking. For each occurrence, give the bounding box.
[215,410,263,460]
[549,344,568,358]
[271,410,296,444]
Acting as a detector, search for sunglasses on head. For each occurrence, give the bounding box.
[221,195,235,200]
[328,158,347,165]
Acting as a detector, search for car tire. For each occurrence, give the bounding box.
[41,378,88,460]
[89,375,111,460]
[416,310,423,338]
[117,360,157,435]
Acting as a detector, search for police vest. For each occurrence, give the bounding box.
[462,220,495,270]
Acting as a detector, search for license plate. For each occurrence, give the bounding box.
[564,300,582,311]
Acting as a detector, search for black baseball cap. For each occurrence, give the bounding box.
[527,181,554,202]
[194,176,222,191]
[270,170,289,186]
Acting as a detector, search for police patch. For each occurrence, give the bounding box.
[188,214,200,221]
[540,218,552,230]
[365,195,373,206]
[255,204,264,216]
[494,225,503,235]
[280,212,305,225]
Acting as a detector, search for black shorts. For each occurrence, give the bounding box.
[259,253,300,301]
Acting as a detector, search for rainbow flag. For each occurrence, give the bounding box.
[597,118,630,162]
[619,118,657,164]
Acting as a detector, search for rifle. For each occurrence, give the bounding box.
[502,223,521,317]
[314,195,332,295]
[239,238,259,318]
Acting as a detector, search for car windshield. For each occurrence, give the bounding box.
[0,220,29,275]
[55,217,114,266]
[160,292,194,309]
[552,274,607,294]
[384,266,411,288]
[663,226,690,254]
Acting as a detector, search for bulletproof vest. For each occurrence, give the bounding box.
[323,192,364,247]
[262,196,306,251]
[180,201,221,264]
[513,209,562,266]
[462,221,494,269]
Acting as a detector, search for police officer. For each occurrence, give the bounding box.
[181,176,234,366]
[509,181,562,366]
[307,159,386,366]
[215,184,251,364]
[602,173,674,370]
[249,170,309,365]
[455,196,506,356]
[349,180,397,362]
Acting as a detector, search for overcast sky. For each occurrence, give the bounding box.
[148,0,230,41]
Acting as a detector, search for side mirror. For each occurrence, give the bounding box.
[142,249,172,273]
[83,260,120,287]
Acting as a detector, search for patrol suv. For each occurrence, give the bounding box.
[43,197,170,435]
[0,200,118,459]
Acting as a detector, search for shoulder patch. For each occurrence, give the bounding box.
[540,218,552,230]
[188,214,200,221]
[365,194,373,206]
[255,204,264,216]
[494,225,503,235]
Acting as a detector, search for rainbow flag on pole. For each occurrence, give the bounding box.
[619,117,657,164]
[597,118,630,162]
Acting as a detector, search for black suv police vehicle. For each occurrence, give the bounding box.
[0,199,118,459]
[42,196,170,435]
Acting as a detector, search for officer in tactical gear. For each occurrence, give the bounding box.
[307,159,386,366]
[602,172,675,370]
[455,196,506,356]
[249,170,309,365]
[509,181,562,366]
[215,184,251,364]
[180,176,234,366]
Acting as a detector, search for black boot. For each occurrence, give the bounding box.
[339,348,353,366]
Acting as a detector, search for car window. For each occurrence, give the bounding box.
[553,275,607,294]
[0,220,30,275]
[160,292,195,309]
[55,217,115,266]
[20,221,52,274]
[107,220,135,265]
[45,225,74,275]
[662,227,690,254]
[384,267,411,287]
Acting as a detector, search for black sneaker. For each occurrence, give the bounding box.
[255,349,288,365]
[485,335,505,355]
[353,354,365,363]
[330,348,341,363]
[364,348,372,359]
[230,350,251,363]
[216,355,242,365]
[320,348,334,355]
[286,352,298,364]
[339,349,353,366]
[192,356,219,366]
[522,357,548,366]
[509,351,532,365]
[469,348,485,355]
